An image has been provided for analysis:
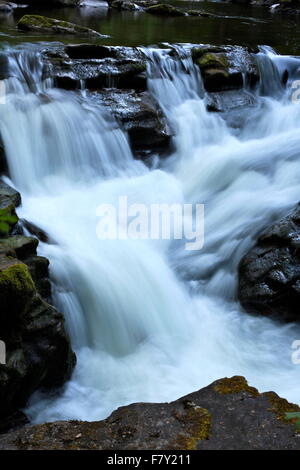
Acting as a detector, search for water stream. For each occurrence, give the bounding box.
[1,43,300,422]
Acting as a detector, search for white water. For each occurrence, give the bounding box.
[1,44,300,422]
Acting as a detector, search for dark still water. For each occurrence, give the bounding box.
[0,1,299,54]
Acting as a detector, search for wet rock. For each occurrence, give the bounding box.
[99,90,173,157]
[21,219,51,244]
[192,46,259,93]
[238,203,300,322]
[0,247,76,423]
[45,45,147,92]
[0,181,20,236]
[0,181,21,209]
[206,89,257,113]
[65,44,118,60]
[18,15,103,37]
[0,376,299,449]
[187,10,214,17]
[109,0,140,10]
[145,3,185,16]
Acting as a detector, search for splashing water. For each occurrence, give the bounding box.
[1,43,300,423]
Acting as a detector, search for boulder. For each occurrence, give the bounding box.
[192,46,259,93]
[100,90,173,157]
[18,15,103,37]
[0,376,299,449]
[239,204,300,322]
[0,247,76,426]
[145,3,185,16]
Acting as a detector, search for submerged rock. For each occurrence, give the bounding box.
[145,3,185,16]
[239,204,300,322]
[18,15,103,37]
[0,376,299,449]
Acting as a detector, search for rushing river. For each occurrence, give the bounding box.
[0,41,300,422]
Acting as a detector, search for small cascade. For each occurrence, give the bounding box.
[0,44,299,424]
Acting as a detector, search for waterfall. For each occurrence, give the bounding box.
[1,43,300,423]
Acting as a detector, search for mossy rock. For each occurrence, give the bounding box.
[197,52,229,71]
[145,3,185,16]
[213,376,259,396]
[191,46,227,61]
[0,256,35,321]
[18,15,102,37]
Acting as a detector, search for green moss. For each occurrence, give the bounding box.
[18,15,100,36]
[197,52,229,70]
[213,376,259,396]
[173,406,211,450]
[265,391,300,430]
[0,259,35,316]
[191,46,226,61]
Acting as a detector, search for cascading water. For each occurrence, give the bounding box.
[1,42,300,423]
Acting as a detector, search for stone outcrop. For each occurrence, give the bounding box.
[0,376,299,449]
[0,182,76,431]
[42,44,172,158]
[239,203,300,322]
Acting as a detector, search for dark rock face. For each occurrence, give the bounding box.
[0,376,299,450]
[239,204,300,322]
[0,184,76,430]
[43,45,172,158]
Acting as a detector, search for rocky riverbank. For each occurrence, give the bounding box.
[0,376,299,450]
[0,181,76,432]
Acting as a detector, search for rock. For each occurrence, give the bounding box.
[239,203,300,322]
[44,45,147,92]
[0,181,20,237]
[0,376,299,449]
[0,199,76,427]
[187,10,214,17]
[0,181,21,209]
[65,44,118,60]
[0,249,76,425]
[18,15,103,37]
[99,90,173,157]
[145,3,185,16]
[109,0,140,10]
[21,219,51,244]
[192,46,259,93]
